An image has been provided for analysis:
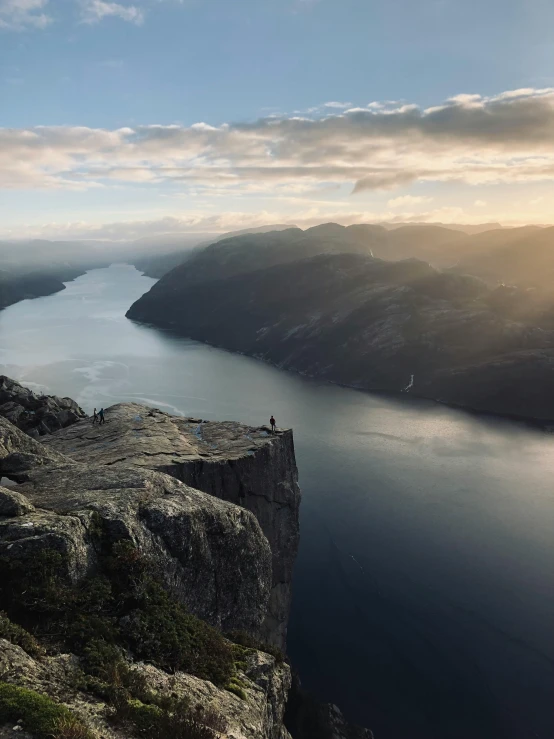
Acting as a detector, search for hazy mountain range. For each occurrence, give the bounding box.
[6,219,554,418]
[127,222,554,419]
[0,224,293,309]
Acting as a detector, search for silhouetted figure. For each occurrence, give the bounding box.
[92,408,98,424]
[270,415,276,433]
[98,408,105,425]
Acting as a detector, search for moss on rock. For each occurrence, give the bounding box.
[0,682,92,738]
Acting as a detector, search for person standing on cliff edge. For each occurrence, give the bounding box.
[270,415,276,433]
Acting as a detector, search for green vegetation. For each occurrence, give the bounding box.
[226,629,286,664]
[0,541,235,686]
[0,682,92,739]
[0,539,238,737]
[225,676,248,701]
[0,611,44,658]
[112,695,226,738]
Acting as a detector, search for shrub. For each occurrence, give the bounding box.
[120,697,219,739]
[0,542,235,687]
[226,682,247,701]
[0,541,233,737]
[0,611,44,658]
[226,630,286,664]
[0,682,92,739]
[124,581,234,684]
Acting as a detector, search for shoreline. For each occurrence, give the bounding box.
[126,317,554,431]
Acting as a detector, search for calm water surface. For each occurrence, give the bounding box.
[1,264,553,739]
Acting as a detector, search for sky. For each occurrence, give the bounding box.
[2,0,554,240]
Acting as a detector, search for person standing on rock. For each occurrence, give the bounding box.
[98,408,105,425]
[92,408,98,424]
[270,415,276,433]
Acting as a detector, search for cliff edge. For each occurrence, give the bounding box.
[0,378,372,739]
[41,403,301,649]
[0,408,291,739]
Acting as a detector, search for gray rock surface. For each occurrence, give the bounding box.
[0,416,72,476]
[0,461,271,637]
[43,403,301,648]
[0,376,86,437]
[0,487,35,517]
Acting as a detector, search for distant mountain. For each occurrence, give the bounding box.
[366,224,467,265]
[128,233,554,420]
[379,222,503,235]
[0,239,114,310]
[216,224,295,238]
[0,270,69,310]
[454,226,554,289]
[135,222,383,287]
[131,224,297,278]
[132,221,476,290]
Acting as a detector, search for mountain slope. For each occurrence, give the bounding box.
[455,226,554,288]
[127,251,554,419]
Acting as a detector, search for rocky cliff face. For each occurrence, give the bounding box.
[0,376,86,437]
[0,381,371,739]
[0,413,273,637]
[41,403,301,649]
[0,408,292,739]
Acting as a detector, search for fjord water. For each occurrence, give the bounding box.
[1,264,553,739]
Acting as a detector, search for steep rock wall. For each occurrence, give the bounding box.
[43,403,301,649]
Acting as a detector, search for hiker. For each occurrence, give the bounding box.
[270,415,276,433]
[98,408,105,425]
[92,408,98,424]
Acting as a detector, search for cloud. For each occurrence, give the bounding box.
[80,0,144,24]
[474,199,487,207]
[324,102,352,109]
[0,0,51,30]
[388,195,433,208]
[4,88,554,197]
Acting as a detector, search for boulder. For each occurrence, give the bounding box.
[0,376,86,437]
[0,487,35,517]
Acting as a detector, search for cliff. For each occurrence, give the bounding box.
[0,379,371,739]
[127,249,554,420]
[0,408,292,738]
[41,403,301,649]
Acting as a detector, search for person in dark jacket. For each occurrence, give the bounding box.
[270,415,276,433]
[98,408,105,425]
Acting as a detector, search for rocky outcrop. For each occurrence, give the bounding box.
[0,385,372,738]
[0,400,300,646]
[0,415,71,472]
[0,410,292,738]
[42,403,301,649]
[0,376,86,437]
[0,425,272,637]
